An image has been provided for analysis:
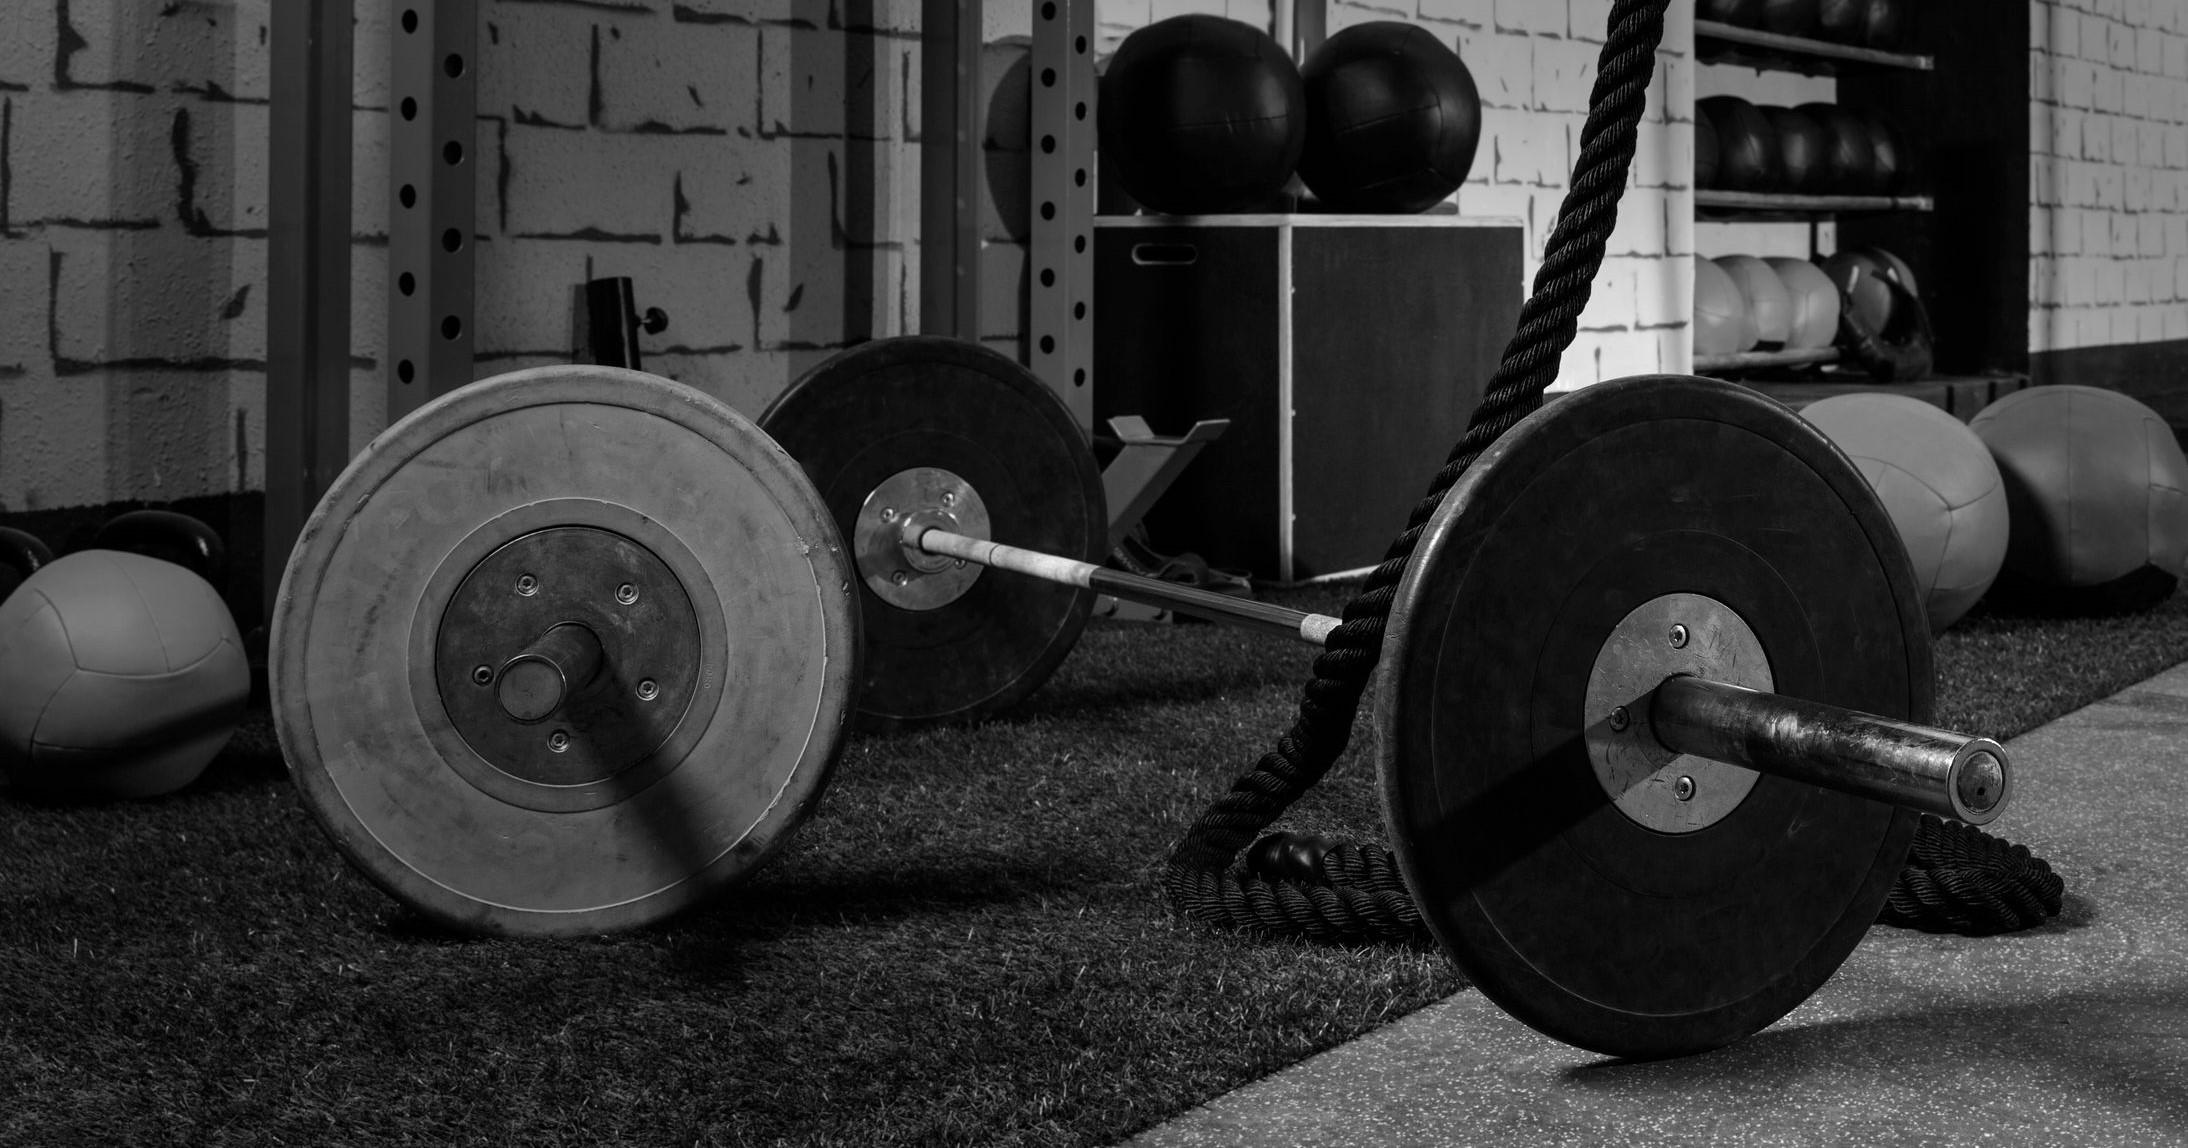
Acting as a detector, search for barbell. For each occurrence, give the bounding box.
[271,335,2015,1057]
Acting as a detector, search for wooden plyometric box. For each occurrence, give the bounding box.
[1093,213,1526,583]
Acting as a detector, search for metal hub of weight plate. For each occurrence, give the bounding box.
[1377,374,1928,1060]
[760,337,1106,727]
[853,466,992,611]
[272,366,860,937]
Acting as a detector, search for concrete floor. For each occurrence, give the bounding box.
[1124,661,2188,1147]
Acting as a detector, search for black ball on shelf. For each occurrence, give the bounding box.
[1797,102,1875,195]
[1295,21,1482,214]
[1863,112,1905,194]
[1759,0,1820,38]
[1096,14,1306,216]
[1695,111,1721,189]
[1700,96,1780,192]
[1863,0,1906,49]
[1817,0,1863,42]
[1699,0,1764,27]
[1763,105,1827,193]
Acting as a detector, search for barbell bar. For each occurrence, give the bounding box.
[894,524,2006,826]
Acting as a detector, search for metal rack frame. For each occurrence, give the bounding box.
[266,1,1110,627]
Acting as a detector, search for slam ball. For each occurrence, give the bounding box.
[1700,96,1780,191]
[1098,15,1306,215]
[1764,257,1842,350]
[1693,255,1757,356]
[1296,22,1482,213]
[1803,394,2011,632]
[1716,254,1793,350]
[1695,111,1720,188]
[1970,386,2188,609]
[1817,0,1863,41]
[1763,105,1827,193]
[1699,0,1764,26]
[1796,102,1874,194]
[0,550,249,800]
[1759,0,1820,37]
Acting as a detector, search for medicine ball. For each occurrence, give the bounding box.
[1817,0,1863,42]
[1763,105,1827,193]
[1696,111,1720,189]
[1693,255,1758,356]
[0,550,249,800]
[1802,394,2011,632]
[1296,21,1482,213]
[1097,15,1306,215]
[1759,0,1820,37]
[1716,254,1794,351]
[1796,102,1874,194]
[1764,256,1842,349]
[1863,0,1905,49]
[1700,96,1779,192]
[1971,386,2188,612]
[1863,113,1905,195]
[1699,0,1764,26]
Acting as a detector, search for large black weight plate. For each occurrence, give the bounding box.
[760,337,1106,727]
[1377,374,1926,1059]
[272,366,860,937]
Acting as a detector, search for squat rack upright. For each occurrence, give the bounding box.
[264,0,1101,627]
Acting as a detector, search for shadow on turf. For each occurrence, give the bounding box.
[1009,661,1313,725]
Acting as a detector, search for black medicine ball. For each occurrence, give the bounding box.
[1296,21,1483,214]
[1699,95,1780,192]
[1097,15,1306,215]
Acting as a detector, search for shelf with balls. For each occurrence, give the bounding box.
[1691,0,1934,379]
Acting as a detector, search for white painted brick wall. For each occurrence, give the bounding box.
[0,0,1696,511]
[2030,0,2188,354]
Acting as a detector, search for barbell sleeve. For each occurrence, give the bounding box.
[496,622,605,723]
[1650,674,2010,824]
[910,526,1340,645]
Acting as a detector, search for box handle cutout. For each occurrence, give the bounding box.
[1131,243,1199,266]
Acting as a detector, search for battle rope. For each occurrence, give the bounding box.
[1161,0,2062,942]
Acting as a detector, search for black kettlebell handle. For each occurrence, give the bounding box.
[90,509,228,585]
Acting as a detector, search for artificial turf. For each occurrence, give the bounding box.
[3,586,2185,1147]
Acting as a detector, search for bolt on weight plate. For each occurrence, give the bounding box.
[270,365,860,938]
[1377,373,1928,1060]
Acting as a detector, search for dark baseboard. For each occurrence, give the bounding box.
[2031,338,2188,431]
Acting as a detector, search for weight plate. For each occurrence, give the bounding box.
[759,337,1105,727]
[271,366,860,937]
[1377,374,1926,1060]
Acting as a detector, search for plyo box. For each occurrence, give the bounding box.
[1092,213,1526,583]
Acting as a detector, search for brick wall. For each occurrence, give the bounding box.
[2030,0,2188,353]
[0,0,1697,515]
[0,0,277,513]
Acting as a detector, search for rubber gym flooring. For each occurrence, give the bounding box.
[1123,659,2188,1147]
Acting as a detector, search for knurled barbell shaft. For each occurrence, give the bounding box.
[496,622,605,722]
[1650,674,2010,825]
[910,526,1341,645]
